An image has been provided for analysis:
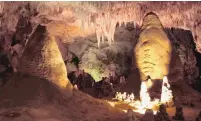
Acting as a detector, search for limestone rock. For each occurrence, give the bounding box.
[135,12,172,82]
[18,25,71,90]
[166,28,199,84]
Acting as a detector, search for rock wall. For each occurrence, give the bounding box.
[166,28,199,84]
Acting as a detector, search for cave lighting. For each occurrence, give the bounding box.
[109,76,173,115]
[160,76,174,107]
[140,81,151,108]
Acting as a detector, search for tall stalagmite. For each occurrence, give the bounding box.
[19,25,72,90]
[135,12,172,82]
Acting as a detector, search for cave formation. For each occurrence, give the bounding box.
[0,1,201,121]
[135,12,173,82]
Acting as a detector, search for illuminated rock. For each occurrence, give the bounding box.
[147,78,153,88]
[140,81,151,108]
[160,76,174,106]
[135,12,172,82]
[114,92,135,102]
[130,93,135,102]
[18,25,72,91]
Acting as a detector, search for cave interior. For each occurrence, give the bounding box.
[0,1,201,121]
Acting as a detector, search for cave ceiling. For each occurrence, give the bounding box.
[0,1,201,52]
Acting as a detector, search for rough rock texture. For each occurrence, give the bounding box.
[166,28,199,84]
[19,25,71,90]
[168,49,184,84]
[134,13,172,81]
[0,73,68,108]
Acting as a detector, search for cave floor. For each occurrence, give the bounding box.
[0,89,125,121]
[0,72,200,121]
[104,98,201,121]
[0,91,200,121]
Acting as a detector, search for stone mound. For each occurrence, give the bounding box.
[0,73,69,108]
[18,25,71,89]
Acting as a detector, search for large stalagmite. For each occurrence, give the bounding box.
[0,25,72,108]
[160,76,173,106]
[19,25,71,90]
[135,12,172,82]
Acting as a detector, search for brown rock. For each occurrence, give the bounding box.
[18,25,72,90]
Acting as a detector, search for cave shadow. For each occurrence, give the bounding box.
[68,71,98,97]
[166,27,201,88]
[119,53,142,99]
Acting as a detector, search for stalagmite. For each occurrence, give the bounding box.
[140,81,151,108]
[134,12,172,82]
[18,25,72,92]
[101,34,104,43]
[114,92,135,102]
[160,76,174,106]
[0,25,73,108]
[147,78,153,88]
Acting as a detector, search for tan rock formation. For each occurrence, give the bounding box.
[134,12,172,81]
[18,25,71,91]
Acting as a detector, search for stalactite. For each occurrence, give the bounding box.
[101,34,104,43]
[81,19,84,31]
[111,18,116,42]
[96,28,101,48]
[91,3,139,47]
[87,15,90,29]
[0,2,3,14]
